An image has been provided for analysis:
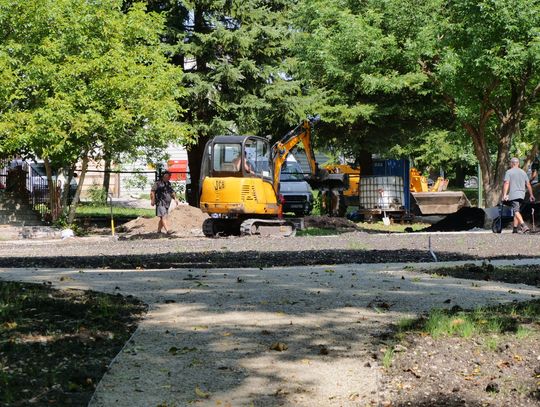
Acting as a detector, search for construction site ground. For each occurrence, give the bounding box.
[0,229,539,269]
[2,204,540,406]
[1,259,539,407]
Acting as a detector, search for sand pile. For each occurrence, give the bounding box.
[120,204,209,237]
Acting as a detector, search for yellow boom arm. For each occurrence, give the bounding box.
[271,117,320,194]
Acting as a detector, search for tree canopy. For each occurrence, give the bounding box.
[421,0,540,204]
[292,0,540,204]
[290,0,449,161]
[140,0,302,203]
[0,0,187,219]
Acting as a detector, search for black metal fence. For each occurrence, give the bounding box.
[0,159,195,223]
[0,159,50,221]
[0,159,7,190]
[26,163,51,220]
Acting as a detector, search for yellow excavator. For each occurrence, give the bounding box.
[320,165,470,217]
[323,164,360,216]
[198,117,347,237]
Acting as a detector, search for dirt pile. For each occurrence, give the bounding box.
[423,207,485,232]
[120,204,209,237]
[304,215,358,230]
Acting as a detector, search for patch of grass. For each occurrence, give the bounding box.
[422,309,475,338]
[516,325,533,339]
[484,336,500,351]
[399,300,540,340]
[383,347,394,369]
[395,317,416,340]
[296,227,339,236]
[76,203,154,218]
[357,222,429,233]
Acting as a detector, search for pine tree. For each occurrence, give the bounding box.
[142,0,300,204]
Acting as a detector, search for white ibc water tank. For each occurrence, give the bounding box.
[359,176,404,210]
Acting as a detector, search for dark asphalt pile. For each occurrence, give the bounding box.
[0,231,539,269]
[423,207,486,232]
[0,248,470,269]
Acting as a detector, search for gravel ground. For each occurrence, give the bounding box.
[0,231,539,269]
[1,260,539,406]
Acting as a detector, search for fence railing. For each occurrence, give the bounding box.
[1,160,196,223]
[26,164,51,221]
[0,159,8,190]
[0,159,51,222]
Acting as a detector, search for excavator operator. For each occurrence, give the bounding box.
[232,151,254,174]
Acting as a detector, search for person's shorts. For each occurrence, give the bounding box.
[156,203,170,217]
[510,199,524,213]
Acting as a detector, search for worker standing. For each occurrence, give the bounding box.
[502,157,535,233]
[151,171,179,234]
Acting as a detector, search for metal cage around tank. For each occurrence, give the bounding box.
[358,159,411,216]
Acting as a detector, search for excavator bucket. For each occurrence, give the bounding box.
[411,191,471,215]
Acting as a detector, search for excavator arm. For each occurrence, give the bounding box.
[271,116,323,194]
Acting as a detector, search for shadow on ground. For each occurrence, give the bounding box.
[2,262,538,406]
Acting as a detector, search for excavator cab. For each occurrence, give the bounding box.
[199,135,289,236]
[200,136,273,180]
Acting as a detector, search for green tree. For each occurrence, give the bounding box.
[291,0,449,172]
[293,0,540,205]
[139,0,301,204]
[418,0,540,205]
[389,130,477,184]
[0,0,187,222]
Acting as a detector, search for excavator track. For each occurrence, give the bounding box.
[202,218,241,237]
[240,218,296,237]
[203,218,295,237]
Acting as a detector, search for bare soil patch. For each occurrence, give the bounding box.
[0,281,146,406]
[381,264,540,406]
[119,204,208,237]
[383,330,540,406]
[0,248,469,269]
[303,215,359,230]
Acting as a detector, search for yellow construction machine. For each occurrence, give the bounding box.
[323,164,360,216]
[319,164,470,217]
[198,117,347,237]
[409,168,470,215]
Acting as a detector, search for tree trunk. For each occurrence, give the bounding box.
[61,165,75,210]
[357,150,373,175]
[187,137,209,207]
[102,156,111,194]
[68,155,89,224]
[524,144,538,171]
[454,164,466,189]
[466,116,518,207]
[43,157,59,222]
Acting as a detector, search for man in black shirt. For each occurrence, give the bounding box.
[151,171,179,234]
